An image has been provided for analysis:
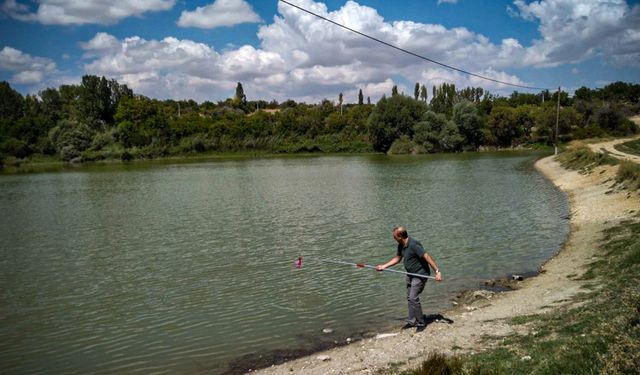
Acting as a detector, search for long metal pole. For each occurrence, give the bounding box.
[555,86,560,155]
[298,256,436,280]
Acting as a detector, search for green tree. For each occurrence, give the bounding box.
[594,105,637,136]
[413,111,445,152]
[392,85,399,97]
[0,81,24,121]
[487,106,516,147]
[367,94,427,152]
[48,120,94,161]
[413,110,461,152]
[513,105,538,142]
[344,104,372,134]
[414,82,420,100]
[325,111,346,133]
[234,82,247,106]
[458,87,484,103]
[453,100,482,149]
[574,86,593,101]
[39,87,62,124]
[430,83,457,116]
[78,75,109,127]
[358,89,364,105]
[115,95,170,147]
[77,75,131,128]
[420,84,427,102]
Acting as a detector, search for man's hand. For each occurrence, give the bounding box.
[375,265,385,271]
[435,270,442,282]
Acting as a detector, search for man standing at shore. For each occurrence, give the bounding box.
[376,226,442,332]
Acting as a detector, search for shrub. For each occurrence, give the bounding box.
[388,135,426,154]
[616,161,640,190]
[90,128,117,150]
[120,150,133,161]
[49,120,93,160]
[406,352,463,375]
[0,137,31,158]
[557,145,618,170]
[572,123,605,139]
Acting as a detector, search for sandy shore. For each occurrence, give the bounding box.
[250,142,639,375]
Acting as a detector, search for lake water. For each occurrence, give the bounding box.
[0,152,569,374]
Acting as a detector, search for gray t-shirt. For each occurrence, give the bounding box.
[396,237,431,276]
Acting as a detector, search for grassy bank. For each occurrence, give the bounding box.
[403,216,640,375]
[556,144,640,191]
[614,139,640,157]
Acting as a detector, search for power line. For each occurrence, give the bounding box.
[279,0,551,91]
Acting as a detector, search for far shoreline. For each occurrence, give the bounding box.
[1,146,555,174]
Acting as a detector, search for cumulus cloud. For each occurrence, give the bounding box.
[2,0,175,25]
[70,0,639,102]
[76,0,537,102]
[177,0,262,29]
[511,0,640,67]
[437,0,458,4]
[0,46,57,85]
[82,34,221,90]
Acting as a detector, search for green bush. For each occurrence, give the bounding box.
[388,135,426,154]
[572,123,605,139]
[557,145,618,170]
[49,120,93,160]
[616,161,640,190]
[0,137,31,158]
[120,149,133,161]
[90,128,117,150]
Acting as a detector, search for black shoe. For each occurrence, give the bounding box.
[415,324,426,333]
[401,323,415,330]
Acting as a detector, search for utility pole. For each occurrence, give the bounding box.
[178,102,181,117]
[555,86,560,155]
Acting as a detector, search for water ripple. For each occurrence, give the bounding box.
[0,152,568,374]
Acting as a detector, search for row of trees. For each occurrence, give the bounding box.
[0,77,638,164]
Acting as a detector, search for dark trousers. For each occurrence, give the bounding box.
[406,276,427,325]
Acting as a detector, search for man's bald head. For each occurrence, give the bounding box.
[393,226,408,239]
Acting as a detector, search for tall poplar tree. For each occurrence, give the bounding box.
[234,82,246,105]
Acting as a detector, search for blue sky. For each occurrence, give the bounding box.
[1,0,639,103]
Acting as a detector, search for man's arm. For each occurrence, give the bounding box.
[376,255,401,271]
[423,252,442,281]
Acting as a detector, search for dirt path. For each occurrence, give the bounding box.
[587,116,640,163]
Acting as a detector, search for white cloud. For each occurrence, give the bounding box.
[66,0,639,103]
[0,46,57,85]
[177,0,262,29]
[13,70,44,84]
[219,45,285,79]
[3,0,175,25]
[437,0,458,5]
[82,34,222,89]
[511,0,640,67]
[76,0,537,102]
